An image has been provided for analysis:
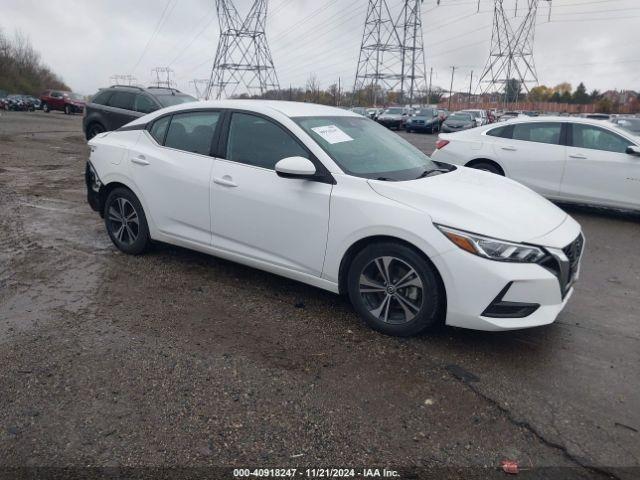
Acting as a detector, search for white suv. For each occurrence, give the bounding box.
[432,116,640,212]
[86,101,583,336]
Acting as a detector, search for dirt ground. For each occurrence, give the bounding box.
[0,111,638,479]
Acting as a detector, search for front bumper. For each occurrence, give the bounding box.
[431,228,583,331]
[85,161,101,213]
[378,118,404,129]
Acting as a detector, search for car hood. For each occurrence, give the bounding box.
[368,166,567,244]
[379,114,404,120]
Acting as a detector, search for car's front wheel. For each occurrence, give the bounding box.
[42,103,50,113]
[347,242,444,336]
[64,105,71,115]
[468,161,503,175]
[104,188,150,255]
[86,122,106,140]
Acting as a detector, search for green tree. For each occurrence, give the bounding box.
[505,78,521,103]
[573,82,590,104]
[590,89,601,101]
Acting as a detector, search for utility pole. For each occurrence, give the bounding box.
[206,0,280,99]
[448,66,456,112]
[337,77,341,106]
[468,70,474,106]
[427,67,433,105]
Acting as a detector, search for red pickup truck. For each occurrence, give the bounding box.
[40,90,86,114]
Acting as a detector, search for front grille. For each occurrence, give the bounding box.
[563,233,584,283]
[538,234,584,298]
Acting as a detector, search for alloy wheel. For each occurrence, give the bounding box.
[358,256,424,325]
[107,197,139,246]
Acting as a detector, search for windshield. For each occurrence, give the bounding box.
[448,114,472,122]
[416,109,434,116]
[384,108,403,115]
[156,94,197,107]
[295,116,441,181]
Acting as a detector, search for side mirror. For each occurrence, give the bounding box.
[626,145,640,156]
[275,156,317,179]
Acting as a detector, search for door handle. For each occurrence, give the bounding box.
[569,154,587,159]
[131,155,150,166]
[501,146,517,151]
[213,176,238,188]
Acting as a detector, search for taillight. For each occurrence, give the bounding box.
[435,139,450,149]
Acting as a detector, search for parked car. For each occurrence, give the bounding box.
[440,112,476,133]
[5,94,35,111]
[461,109,488,126]
[86,100,583,336]
[377,107,412,130]
[432,117,640,212]
[83,85,197,140]
[498,111,524,122]
[25,95,42,110]
[585,113,610,121]
[366,107,383,120]
[40,90,86,114]
[405,107,440,133]
[0,90,8,110]
[349,107,368,117]
[437,109,449,124]
[611,117,640,135]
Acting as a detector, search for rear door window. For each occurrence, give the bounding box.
[164,111,221,155]
[511,123,562,145]
[91,91,112,105]
[486,125,513,139]
[108,92,136,110]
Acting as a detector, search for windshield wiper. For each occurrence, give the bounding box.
[416,167,450,179]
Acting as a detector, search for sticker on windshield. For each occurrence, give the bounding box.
[311,125,353,144]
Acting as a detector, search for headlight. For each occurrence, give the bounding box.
[436,225,546,263]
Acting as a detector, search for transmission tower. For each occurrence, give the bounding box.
[206,0,280,100]
[190,79,210,100]
[477,0,551,105]
[353,0,428,107]
[110,74,137,86]
[151,67,176,89]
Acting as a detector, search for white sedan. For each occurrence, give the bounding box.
[86,101,583,336]
[432,116,640,212]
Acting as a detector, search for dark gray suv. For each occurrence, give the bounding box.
[83,85,196,140]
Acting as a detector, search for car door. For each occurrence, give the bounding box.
[490,122,566,196]
[211,112,332,277]
[50,91,64,109]
[561,123,640,209]
[128,110,222,245]
[106,91,137,129]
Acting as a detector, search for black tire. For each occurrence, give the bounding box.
[86,122,106,140]
[347,242,444,337]
[43,103,50,113]
[64,105,71,115]
[468,161,503,175]
[104,188,150,255]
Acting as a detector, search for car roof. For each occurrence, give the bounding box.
[127,100,360,126]
[465,115,640,139]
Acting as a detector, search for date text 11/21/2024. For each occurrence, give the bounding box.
[233,468,400,478]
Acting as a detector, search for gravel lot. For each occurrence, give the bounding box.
[0,111,638,478]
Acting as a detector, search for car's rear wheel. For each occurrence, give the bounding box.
[87,122,106,140]
[347,242,444,336]
[42,103,50,113]
[468,161,503,175]
[104,188,150,255]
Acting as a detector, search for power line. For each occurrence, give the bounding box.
[131,0,176,73]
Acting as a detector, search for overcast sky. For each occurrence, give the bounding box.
[2,0,639,97]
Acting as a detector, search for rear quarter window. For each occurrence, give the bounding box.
[91,91,112,105]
